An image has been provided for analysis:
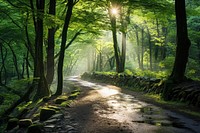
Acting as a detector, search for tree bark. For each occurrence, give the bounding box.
[147,27,153,71]
[121,32,126,71]
[7,42,20,80]
[141,28,144,70]
[46,0,56,85]
[135,26,141,69]
[110,14,121,73]
[34,0,50,100]
[170,0,191,82]
[55,0,74,95]
[0,44,7,85]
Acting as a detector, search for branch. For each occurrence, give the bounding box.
[54,29,83,59]
[1,10,22,29]
[6,0,31,9]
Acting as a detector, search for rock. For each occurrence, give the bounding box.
[45,118,58,124]
[55,98,67,104]
[44,124,56,128]
[19,119,33,128]
[27,124,43,133]
[43,97,51,102]
[6,118,19,130]
[50,113,64,119]
[40,108,56,121]
[66,125,75,132]
[48,105,61,111]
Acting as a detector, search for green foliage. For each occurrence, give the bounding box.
[159,56,174,70]
[133,69,168,79]
[0,92,20,116]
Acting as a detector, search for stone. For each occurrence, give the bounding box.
[50,113,64,119]
[44,124,56,128]
[48,105,61,111]
[55,98,67,104]
[66,125,75,132]
[6,118,19,130]
[19,119,33,128]
[40,108,56,121]
[45,118,58,124]
[27,124,43,133]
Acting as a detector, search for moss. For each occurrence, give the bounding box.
[47,105,60,111]
[60,100,72,107]
[27,123,43,133]
[68,90,80,100]
[55,98,67,104]
[18,119,32,128]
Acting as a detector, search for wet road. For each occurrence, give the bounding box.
[67,76,200,133]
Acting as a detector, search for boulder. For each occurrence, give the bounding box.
[27,124,43,133]
[6,118,19,130]
[40,108,56,121]
[55,98,67,104]
[19,119,32,128]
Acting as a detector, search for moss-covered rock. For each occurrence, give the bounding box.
[68,92,80,100]
[40,108,56,121]
[6,118,19,130]
[47,105,60,111]
[27,123,43,133]
[55,98,67,104]
[60,100,72,107]
[18,119,32,128]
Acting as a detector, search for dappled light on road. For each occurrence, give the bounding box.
[68,76,200,133]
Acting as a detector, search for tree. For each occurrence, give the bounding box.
[46,0,56,85]
[170,0,191,82]
[108,0,130,73]
[55,0,78,95]
[34,0,50,99]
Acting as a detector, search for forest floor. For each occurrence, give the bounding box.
[7,76,200,133]
[63,76,200,133]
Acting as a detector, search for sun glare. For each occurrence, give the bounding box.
[111,8,118,15]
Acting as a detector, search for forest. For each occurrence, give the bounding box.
[0,0,200,132]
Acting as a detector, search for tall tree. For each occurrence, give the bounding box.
[55,0,78,95]
[170,0,191,82]
[46,0,56,85]
[34,0,50,99]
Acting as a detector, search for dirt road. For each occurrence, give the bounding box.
[66,76,200,133]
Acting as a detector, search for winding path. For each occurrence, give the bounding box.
[65,76,200,133]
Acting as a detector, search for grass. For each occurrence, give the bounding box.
[144,93,200,119]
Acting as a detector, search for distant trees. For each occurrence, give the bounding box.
[0,0,199,101]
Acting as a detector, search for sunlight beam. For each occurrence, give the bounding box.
[111,7,118,16]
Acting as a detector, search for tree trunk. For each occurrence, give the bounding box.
[161,27,167,60]
[110,14,121,73]
[25,51,30,78]
[141,28,144,70]
[7,42,20,80]
[170,0,191,82]
[147,28,153,71]
[135,26,141,69]
[55,0,74,95]
[46,0,56,85]
[121,32,126,72]
[34,0,50,100]
[0,44,7,85]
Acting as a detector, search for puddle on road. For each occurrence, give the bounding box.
[68,76,200,133]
